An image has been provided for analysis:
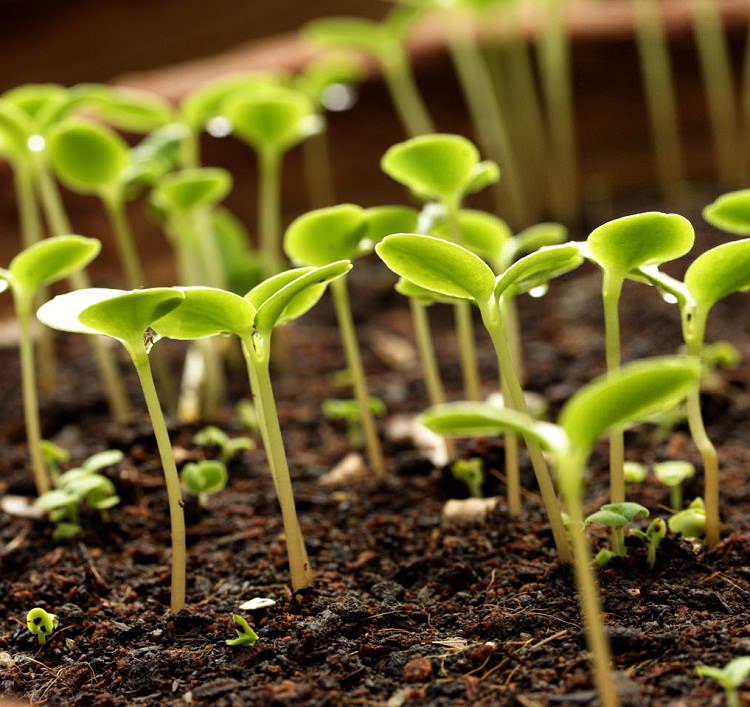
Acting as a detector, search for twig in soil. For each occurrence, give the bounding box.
[527,629,568,652]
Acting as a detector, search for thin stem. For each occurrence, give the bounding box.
[500,372,522,517]
[742,17,750,180]
[302,129,335,208]
[503,295,524,383]
[727,687,740,707]
[380,50,435,137]
[242,335,313,593]
[454,301,481,402]
[602,273,624,505]
[331,277,385,480]
[131,345,186,613]
[258,149,283,273]
[103,196,146,289]
[613,527,626,557]
[480,299,571,562]
[670,484,683,511]
[16,294,50,495]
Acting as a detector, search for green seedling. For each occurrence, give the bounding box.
[378,232,582,531]
[38,287,188,612]
[226,614,259,647]
[704,189,750,234]
[669,497,706,539]
[586,212,694,506]
[653,460,695,510]
[211,207,265,296]
[40,440,70,483]
[421,356,700,707]
[322,397,386,450]
[624,461,648,488]
[26,608,58,646]
[285,204,388,477]
[181,460,228,507]
[0,236,100,495]
[71,84,173,134]
[234,399,260,432]
[586,502,649,558]
[152,261,352,593]
[226,85,321,272]
[696,656,750,707]
[632,517,667,569]
[451,457,485,499]
[194,426,255,464]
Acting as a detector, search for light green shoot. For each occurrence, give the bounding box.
[696,657,750,707]
[451,457,485,499]
[226,614,259,647]
[181,460,228,507]
[585,502,649,557]
[194,426,255,464]
[623,461,648,489]
[669,497,706,539]
[37,287,187,612]
[71,84,173,134]
[323,397,386,450]
[40,440,70,483]
[653,460,695,510]
[26,607,58,646]
[631,518,667,569]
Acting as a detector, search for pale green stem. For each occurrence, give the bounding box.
[103,196,146,289]
[726,687,741,707]
[480,299,570,562]
[742,18,750,180]
[180,129,200,169]
[35,162,131,424]
[670,484,683,511]
[258,149,283,274]
[454,300,481,402]
[690,0,740,184]
[633,0,687,201]
[503,295,524,383]
[242,335,313,593]
[16,293,50,495]
[500,371,522,517]
[302,129,335,208]
[130,344,186,613]
[380,49,435,137]
[613,526,626,557]
[602,273,624,505]
[331,276,385,480]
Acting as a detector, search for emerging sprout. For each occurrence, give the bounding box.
[623,461,648,487]
[322,397,386,449]
[669,497,706,539]
[225,614,259,647]
[632,518,667,569]
[585,502,649,558]
[40,440,70,483]
[653,460,695,510]
[26,608,58,646]
[696,656,750,707]
[71,84,173,134]
[451,457,485,499]
[703,189,750,235]
[181,460,228,507]
[194,426,255,464]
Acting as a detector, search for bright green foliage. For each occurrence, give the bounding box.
[623,461,648,485]
[226,614,259,647]
[123,124,188,198]
[684,238,750,315]
[322,396,386,447]
[3,83,67,130]
[151,168,232,217]
[696,656,750,707]
[40,440,70,482]
[26,608,58,646]
[510,223,569,261]
[631,518,667,569]
[194,425,255,463]
[394,277,461,306]
[363,206,419,243]
[669,497,706,538]
[494,244,584,299]
[586,501,649,557]
[431,209,512,266]
[451,457,485,498]
[703,189,750,234]
[72,84,173,133]
[181,460,228,504]
[654,460,695,510]
[285,204,368,265]
[296,52,364,108]
[0,99,31,161]
[212,207,265,295]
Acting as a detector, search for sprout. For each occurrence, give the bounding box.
[225,614,259,647]
[653,460,695,510]
[451,457,485,499]
[696,657,750,707]
[152,261,352,593]
[632,518,667,569]
[194,426,255,464]
[585,502,649,558]
[0,235,101,495]
[669,497,706,539]
[40,440,70,483]
[71,84,173,133]
[322,397,386,450]
[704,189,750,234]
[586,212,694,505]
[623,461,648,488]
[181,460,228,507]
[38,287,187,612]
[421,355,701,707]
[26,608,58,646]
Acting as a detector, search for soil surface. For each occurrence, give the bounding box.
[2,198,750,706]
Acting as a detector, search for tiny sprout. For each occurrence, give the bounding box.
[696,656,750,707]
[322,397,386,449]
[225,614,259,648]
[586,502,649,558]
[623,461,648,487]
[451,457,485,499]
[653,460,695,510]
[194,426,255,464]
[181,460,228,506]
[632,518,667,568]
[40,440,70,482]
[595,549,616,567]
[233,399,260,432]
[26,608,58,646]
[669,497,706,539]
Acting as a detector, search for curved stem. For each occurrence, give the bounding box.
[331,277,385,480]
[242,335,313,593]
[258,149,282,274]
[602,273,624,505]
[131,345,186,613]
[104,196,146,289]
[380,49,435,137]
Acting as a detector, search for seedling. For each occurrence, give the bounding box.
[37,287,188,612]
[696,656,750,707]
[585,502,649,557]
[226,614,259,647]
[653,460,695,510]
[632,518,667,569]
[0,236,100,494]
[40,440,70,483]
[26,608,58,646]
[71,84,173,134]
[285,204,387,477]
[586,212,694,506]
[624,461,648,488]
[669,497,706,539]
[421,355,701,707]
[377,232,582,542]
[181,460,228,506]
[194,426,254,464]
[152,261,352,592]
[225,85,321,272]
[451,457,485,499]
[322,397,386,449]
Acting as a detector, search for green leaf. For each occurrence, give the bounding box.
[684,238,750,313]
[431,209,512,264]
[82,449,124,472]
[585,502,648,528]
[153,286,256,339]
[653,460,695,487]
[703,189,750,235]
[559,356,701,458]
[226,86,321,154]
[587,212,694,278]
[511,222,569,259]
[284,204,367,266]
[152,168,232,217]
[251,261,352,333]
[37,489,77,511]
[73,84,173,132]
[0,99,30,160]
[47,119,130,197]
[3,84,67,127]
[122,123,188,198]
[303,17,389,56]
[395,277,462,305]
[226,613,259,647]
[364,205,419,245]
[381,134,480,203]
[181,460,228,496]
[9,235,100,296]
[722,657,750,688]
[463,161,500,196]
[376,233,495,302]
[669,505,705,538]
[494,244,584,298]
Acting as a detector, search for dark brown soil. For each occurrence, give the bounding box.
[2,199,750,706]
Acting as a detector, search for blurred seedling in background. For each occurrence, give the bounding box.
[181,460,228,507]
[451,457,485,499]
[632,518,667,569]
[40,440,70,483]
[226,614,259,648]
[585,502,649,558]
[654,460,695,510]
[322,397,386,449]
[26,608,58,646]
[669,497,706,539]
[233,399,260,432]
[696,656,750,707]
[194,426,255,464]
[623,461,648,493]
